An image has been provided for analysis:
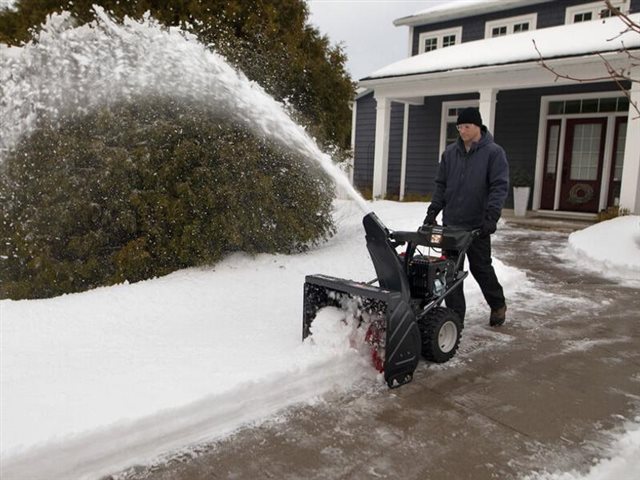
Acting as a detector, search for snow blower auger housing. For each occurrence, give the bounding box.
[303,212,478,388]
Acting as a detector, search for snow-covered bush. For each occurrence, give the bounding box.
[0,97,335,299]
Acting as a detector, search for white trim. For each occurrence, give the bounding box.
[393,0,552,27]
[532,101,548,210]
[565,0,629,24]
[599,116,617,211]
[350,99,357,185]
[484,13,537,38]
[399,105,410,201]
[408,26,414,57]
[553,118,567,211]
[439,100,479,157]
[417,26,462,54]
[478,88,497,133]
[619,69,640,213]
[372,95,391,198]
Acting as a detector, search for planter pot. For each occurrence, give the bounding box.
[513,186,531,217]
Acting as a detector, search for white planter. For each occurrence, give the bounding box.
[513,186,531,217]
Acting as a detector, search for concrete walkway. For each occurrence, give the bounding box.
[115,224,640,480]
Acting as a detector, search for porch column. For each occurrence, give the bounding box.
[399,104,410,201]
[478,88,497,133]
[372,94,391,198]
[619,72,640,215]
[349,98,357,185]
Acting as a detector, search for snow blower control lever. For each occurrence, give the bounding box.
[303,212,479,388]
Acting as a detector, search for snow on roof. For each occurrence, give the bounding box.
[393,0,553,27]
[365,13,640,81]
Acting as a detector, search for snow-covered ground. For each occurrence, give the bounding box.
[1,201,639,479]
[1,7,639,480]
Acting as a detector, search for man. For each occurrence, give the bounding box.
[423,107,509,326]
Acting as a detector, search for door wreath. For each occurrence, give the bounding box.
[568,183,594,204]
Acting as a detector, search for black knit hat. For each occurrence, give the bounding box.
[456,107,483,127]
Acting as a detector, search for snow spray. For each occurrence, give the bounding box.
[0,7,371,214]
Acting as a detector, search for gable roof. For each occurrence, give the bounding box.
[362,13,640,82]
[393,0,554,27]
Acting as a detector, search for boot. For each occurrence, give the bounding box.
[489,305,507,327]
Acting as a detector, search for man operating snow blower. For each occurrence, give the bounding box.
[423,107,510,327]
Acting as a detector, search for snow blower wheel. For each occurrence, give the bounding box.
[417,307,463,363]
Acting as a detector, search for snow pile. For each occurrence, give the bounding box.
[1,202,639,479]
[567,215,640,285]
[0,201,526,479]
[522,419,640,480]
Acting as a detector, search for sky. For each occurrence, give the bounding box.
[306,0,448,80]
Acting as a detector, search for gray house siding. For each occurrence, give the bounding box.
[353,92,376,191]
[412,0,640,55]
[404,93,478,197]
[387,102,405,198]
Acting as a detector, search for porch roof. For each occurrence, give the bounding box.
[361,13,640,83]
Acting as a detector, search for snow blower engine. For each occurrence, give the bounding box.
[303,212,478,388]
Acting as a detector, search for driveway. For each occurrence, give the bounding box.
[114,223,640,480]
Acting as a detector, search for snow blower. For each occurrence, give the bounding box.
[303,212,479,388]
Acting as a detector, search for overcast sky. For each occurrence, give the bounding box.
[306,0,449,80]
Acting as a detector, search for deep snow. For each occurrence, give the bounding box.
[1,201,639,479]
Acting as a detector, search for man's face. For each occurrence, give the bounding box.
[457,123,481,143]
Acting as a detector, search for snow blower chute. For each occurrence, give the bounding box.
[303,212,478,388]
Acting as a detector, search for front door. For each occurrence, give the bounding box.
[558,118,607,212]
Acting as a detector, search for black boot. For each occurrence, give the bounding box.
[489,305,507,327]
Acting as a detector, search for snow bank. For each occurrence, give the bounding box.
[567,215,640,285]
[0,201,527,479]
[522,418,640,480]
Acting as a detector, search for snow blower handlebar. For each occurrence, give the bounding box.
[390,225,480,273]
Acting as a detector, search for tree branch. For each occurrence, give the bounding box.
[533,1,639,117]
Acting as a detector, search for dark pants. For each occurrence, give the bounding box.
[445,234,505,321]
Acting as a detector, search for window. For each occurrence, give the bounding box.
[440,101,479,155]
[492,26,507,37]
[423,37,437,52]
[548,97,629,115]
[565,0,629,24]
[546,124,560,174]
[485,14,537,38]
[418,27,462,54]
[570,124,601,181]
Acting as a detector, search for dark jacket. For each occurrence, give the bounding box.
[427,129,509,228]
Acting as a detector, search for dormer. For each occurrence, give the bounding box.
[565,0,630,23]
[394,0,635,57]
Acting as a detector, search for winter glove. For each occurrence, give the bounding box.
[480,211,500,237]
[423,211,437,226]
[480,218,497,237]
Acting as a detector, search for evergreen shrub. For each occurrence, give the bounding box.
[0,98,335,299]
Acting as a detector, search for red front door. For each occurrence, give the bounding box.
[558,118,607,213]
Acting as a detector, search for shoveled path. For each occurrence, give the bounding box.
[114,224,640,480]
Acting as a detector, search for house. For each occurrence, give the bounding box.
[351,0,640,216]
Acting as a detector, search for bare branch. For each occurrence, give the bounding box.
[533,1,640,117]
[605,0,640,34]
